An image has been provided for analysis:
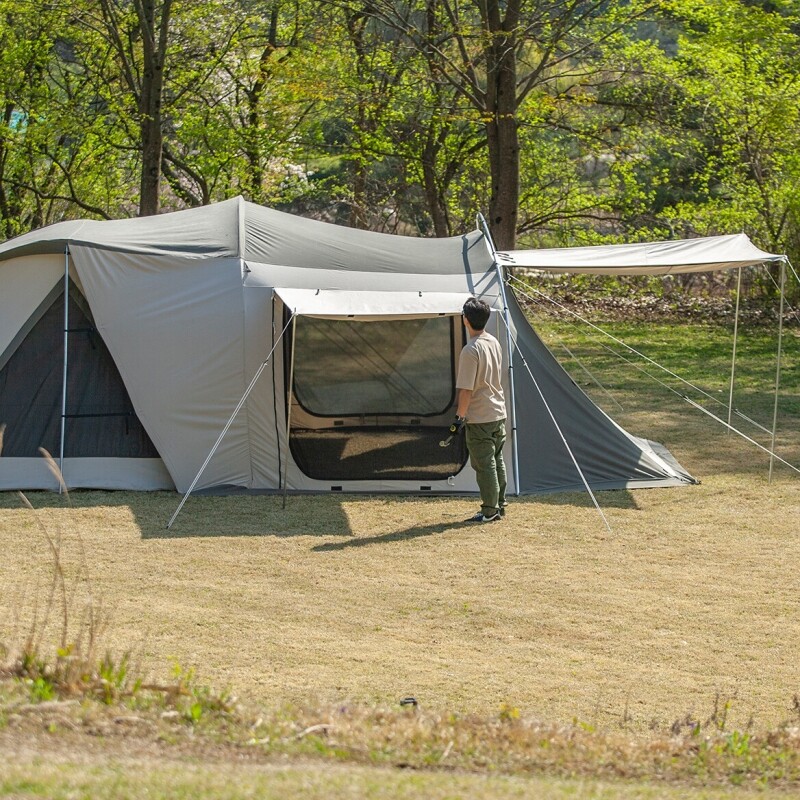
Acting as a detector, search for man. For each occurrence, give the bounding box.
[453,297,507,523]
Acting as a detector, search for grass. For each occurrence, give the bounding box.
[1,312,799,797]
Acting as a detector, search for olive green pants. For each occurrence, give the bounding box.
[465,419,507,516]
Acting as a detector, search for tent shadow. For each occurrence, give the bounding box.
[0,490,354,540]
[140,497,354,540]
[532,489,641,510]
[312,520,458,552]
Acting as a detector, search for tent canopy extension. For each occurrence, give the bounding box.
[499,234,782,275]
[2,197,775,495]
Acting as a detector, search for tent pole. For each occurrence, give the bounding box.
[726,266,742,435]
[282,311,297,509]
[768,259,787,483]
[58,245,70,491]
[476,213,521,496]
[166,311,295,529]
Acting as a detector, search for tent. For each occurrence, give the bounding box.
[0,197,780,496]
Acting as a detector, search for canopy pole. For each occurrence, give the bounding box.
[769,259,787,483]
[58,245,70,491]
[282,312,298,509]
[726,267,743,435]
[477,213,520,496]
[166,310,296,530]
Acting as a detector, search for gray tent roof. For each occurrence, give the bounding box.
[2,198,780,276]
[0,196,492,276]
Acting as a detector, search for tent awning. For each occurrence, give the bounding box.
[273,288,473,318]
[499,233,782,275]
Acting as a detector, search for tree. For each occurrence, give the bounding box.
[609,0,800,274]
[343,0,652,249]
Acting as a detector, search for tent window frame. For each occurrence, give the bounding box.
[282,308,462,421]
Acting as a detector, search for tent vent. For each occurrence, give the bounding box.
[331,485,343,492]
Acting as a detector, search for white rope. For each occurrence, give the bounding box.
[509,280,799,475]
[557,340,625,412]
[785,258,800,291]
[166,311,297,529]
[510,277,774,435]
[510,276,738,409]
[502,319,612,533]
[763,261,799,321]
[684,397,800,476]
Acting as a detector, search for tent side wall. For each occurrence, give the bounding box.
[70,247,251,493]
[506,290,695,492]
[0,252,174,490]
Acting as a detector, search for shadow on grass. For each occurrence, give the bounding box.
[312,520,458,552]
[0,490,355,540]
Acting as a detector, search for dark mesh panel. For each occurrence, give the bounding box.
[286,313,468,481]
[290,426,467,481]
[292,316,455,417]
[0,285,159,458]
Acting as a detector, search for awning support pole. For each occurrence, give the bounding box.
[58,245,70,491]
[769,259,786,482]
[282,312,298,509]
[477,213,521,496]
[726,266,742,435]
[166,310,296,529]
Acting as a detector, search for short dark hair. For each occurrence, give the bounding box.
[462,297,491,330]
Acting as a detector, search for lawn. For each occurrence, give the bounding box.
[1,311,799,797]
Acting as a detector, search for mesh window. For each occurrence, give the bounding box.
[290,426,468,482]
[292,316,455,417]
[287,314,468,482]
[0,283,159,458]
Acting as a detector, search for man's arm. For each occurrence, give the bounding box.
[456,388,472,420]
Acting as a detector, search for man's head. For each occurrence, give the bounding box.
[462,297,491,331]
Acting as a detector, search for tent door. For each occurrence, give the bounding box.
[0,280,159,459]
[283,310,469,482]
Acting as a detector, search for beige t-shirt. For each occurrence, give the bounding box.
[456,331,506,423]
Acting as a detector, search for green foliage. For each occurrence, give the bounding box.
[1,0,799,267]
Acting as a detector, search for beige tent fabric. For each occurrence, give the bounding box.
[273,288,474,319]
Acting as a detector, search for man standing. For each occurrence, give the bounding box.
[454,297,507,523]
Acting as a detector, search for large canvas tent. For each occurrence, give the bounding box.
[0,198,779,495]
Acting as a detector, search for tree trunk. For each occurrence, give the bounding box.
[484,0,519,251]
[422,128,450,237]
[136,0,171,217]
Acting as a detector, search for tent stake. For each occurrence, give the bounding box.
[282,312,297,509]
[58,245,70,492]
[166,311,295,529]
[727,266,742,435]
[769,260,787,482]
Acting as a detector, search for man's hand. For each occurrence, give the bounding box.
[449,415,466,435]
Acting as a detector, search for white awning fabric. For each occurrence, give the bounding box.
[273,288,473,319]
[499,233,782,275]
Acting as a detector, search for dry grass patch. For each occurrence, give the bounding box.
[1,316,798,796]
[1,463,798,734]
